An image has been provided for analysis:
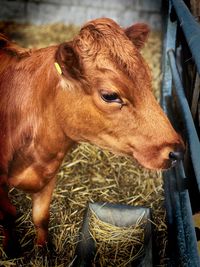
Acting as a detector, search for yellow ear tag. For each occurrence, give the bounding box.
[54,62,62,75]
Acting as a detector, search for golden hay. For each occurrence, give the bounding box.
[89,209,146,267]
[0,22,166,267]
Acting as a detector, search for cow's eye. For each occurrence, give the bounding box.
[100,91,122,104]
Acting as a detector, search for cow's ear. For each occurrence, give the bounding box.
[124,23,150,50]
[55,42,83,79]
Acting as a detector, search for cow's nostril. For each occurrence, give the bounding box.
[169,151,184,161]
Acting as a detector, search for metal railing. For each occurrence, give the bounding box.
[161,0,200,266]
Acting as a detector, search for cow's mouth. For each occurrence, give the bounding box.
[132,155,180,171]
[130,142,185,170]
[171,159,178,168]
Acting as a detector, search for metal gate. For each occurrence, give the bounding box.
[161,0,200,266]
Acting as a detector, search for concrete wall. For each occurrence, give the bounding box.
[0,0,162,29]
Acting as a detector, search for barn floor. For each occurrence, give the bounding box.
[0,22,166,267]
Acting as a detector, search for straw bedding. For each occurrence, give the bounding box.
[0,22,166,267]
[89,209,146,267]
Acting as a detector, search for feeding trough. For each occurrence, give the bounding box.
[72,202,152,267]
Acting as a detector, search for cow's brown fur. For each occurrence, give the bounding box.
[0,18,184,251]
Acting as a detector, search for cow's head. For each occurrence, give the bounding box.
[55,18,184,170]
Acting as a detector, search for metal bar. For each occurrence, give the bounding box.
[161,1,177,112]
[175,162,200,266]
[191,74,200,119]
[171,0,200,75]
[168,49,200,193]
[161,2,200,266]
[163,171,185,267]
[164,165,200,267]
[164,97,199,266]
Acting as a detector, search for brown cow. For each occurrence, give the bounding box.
[0,18,184,253]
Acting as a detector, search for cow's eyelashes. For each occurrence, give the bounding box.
[100,91,123,104]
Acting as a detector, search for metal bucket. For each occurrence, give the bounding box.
[72,202,152,267]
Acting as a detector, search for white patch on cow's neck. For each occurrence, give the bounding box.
[59,78,74,91]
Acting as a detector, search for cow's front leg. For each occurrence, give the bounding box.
[32,176,56,246]
[0,176,20,257]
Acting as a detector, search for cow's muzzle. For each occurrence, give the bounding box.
[168,148,185,167]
